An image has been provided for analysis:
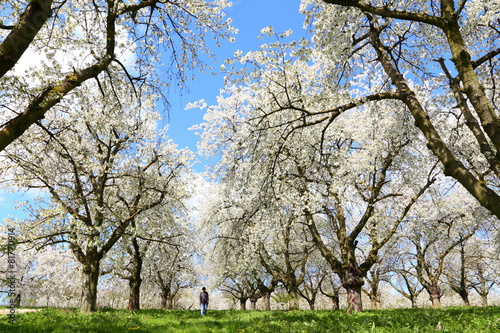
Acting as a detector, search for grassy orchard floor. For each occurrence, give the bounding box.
[1,306,500,332]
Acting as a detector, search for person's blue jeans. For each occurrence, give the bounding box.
[201,303,208,315]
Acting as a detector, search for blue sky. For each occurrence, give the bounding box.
[165,0,307,165]
[0,0,307,224]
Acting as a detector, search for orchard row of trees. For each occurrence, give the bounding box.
[1,237,200,310]
[0,0,236,313]
[3,208,499,312]
[193,0,500,313]
[2,210,499,312]
[1,0,500,315]
[201,181,499,311]
[0,78,201,312]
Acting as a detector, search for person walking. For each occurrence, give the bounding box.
[200,287,209,315]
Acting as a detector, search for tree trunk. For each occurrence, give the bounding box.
[370,297,377,310]
[410,296,418,308]
[240,298,247,311]
[331,294,340,310]
[308,301,315,310]
[459,290,470,307]
[480,294,488,307]
[427,285,442,308]
[345,285,363,313]
[340,263,364,313]
[160,295,167,309]
[429,294,441,308]
[160,291,173,309]
[128,276,142,311]
[289,288,299,311]
[80,251,100,313]
[14,293,21,307]
[263,291,271,311]
[127,237,143,311]
[250,297,257,310]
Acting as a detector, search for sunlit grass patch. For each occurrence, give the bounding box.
[0,306,499,332]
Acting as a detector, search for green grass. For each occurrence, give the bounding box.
[0,306,500,332]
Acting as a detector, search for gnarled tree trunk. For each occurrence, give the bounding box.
[410,296,418,308]
[345,285,363,313]
[240,298,247,311]
[249,296,258,310]
[127,237,143,311]
[128,276,142,311]
[459,290,470,307]
[263,291,271,311]
[427,285,442,309]
[480,294,488,307]
[331,293,340,310]
[289,287,299,311]
[80,249,100,313]
[160,287,174,309]
[341,264,364,313]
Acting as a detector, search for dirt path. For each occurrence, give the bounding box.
[0,308,39,314]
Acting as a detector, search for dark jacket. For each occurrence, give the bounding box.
[200,291,209,304]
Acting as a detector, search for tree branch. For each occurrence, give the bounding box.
[321,0,442,28]
[368,20,500,219]
[0,0,54,79]
[0,56,113,152]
